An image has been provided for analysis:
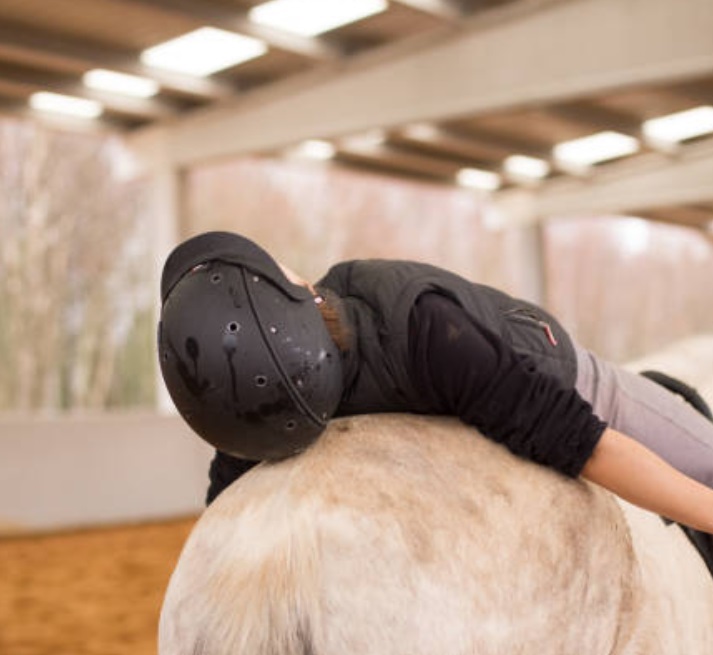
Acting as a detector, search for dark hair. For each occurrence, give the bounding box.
[314,288,351,353]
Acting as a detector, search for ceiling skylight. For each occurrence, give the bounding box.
[29,92,103,119]
[456,167,501,191]
[401,123,440,141]
[642,106,713,144]
[83,69,159,98]
[553,131,640,167]
[141,27,267,77]
[249,0,388,37]
[292,139,336,160]
[341,130,386,150]
[503,155,551,181]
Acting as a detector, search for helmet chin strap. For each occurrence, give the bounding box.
[242,269,328,428]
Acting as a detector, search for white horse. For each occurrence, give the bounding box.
[159,406,713,654]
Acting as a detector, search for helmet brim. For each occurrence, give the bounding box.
[161,232,313,303]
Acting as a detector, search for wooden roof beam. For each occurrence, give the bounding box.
[0,23,235,101]
[119,0,343,61]
[390,0,465,21]
[0,65,179,121]
[635,205,713,231]
[492,138,713,224]
[545,101,681,155]
[142,0,713,167]
[337,140,462,179]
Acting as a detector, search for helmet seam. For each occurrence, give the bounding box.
[241,269,326,429]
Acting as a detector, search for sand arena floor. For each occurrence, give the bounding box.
[0,517,197,655]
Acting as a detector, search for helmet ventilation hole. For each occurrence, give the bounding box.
[269,326,278,334]
[285,420,297,431]
[255,375,268,387]
[211,273,222,284]
[227,322,239,333]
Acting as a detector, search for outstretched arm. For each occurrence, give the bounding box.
[582,427,713,534]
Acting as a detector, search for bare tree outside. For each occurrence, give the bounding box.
[0,119,155,412]
[543,216,713,363]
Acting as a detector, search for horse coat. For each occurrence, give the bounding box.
[159,413,713,655]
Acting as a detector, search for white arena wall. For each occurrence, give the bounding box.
[0,412,213,533]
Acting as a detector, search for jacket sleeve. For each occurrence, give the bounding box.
[206,451,260,505]
[408,292,606,477]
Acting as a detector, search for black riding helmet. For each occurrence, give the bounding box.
[158,231,343,460]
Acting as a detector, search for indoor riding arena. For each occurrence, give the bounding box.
[0,518,194,655]
[1,0,713,653]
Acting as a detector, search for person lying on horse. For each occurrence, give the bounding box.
[158,231,713,544]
